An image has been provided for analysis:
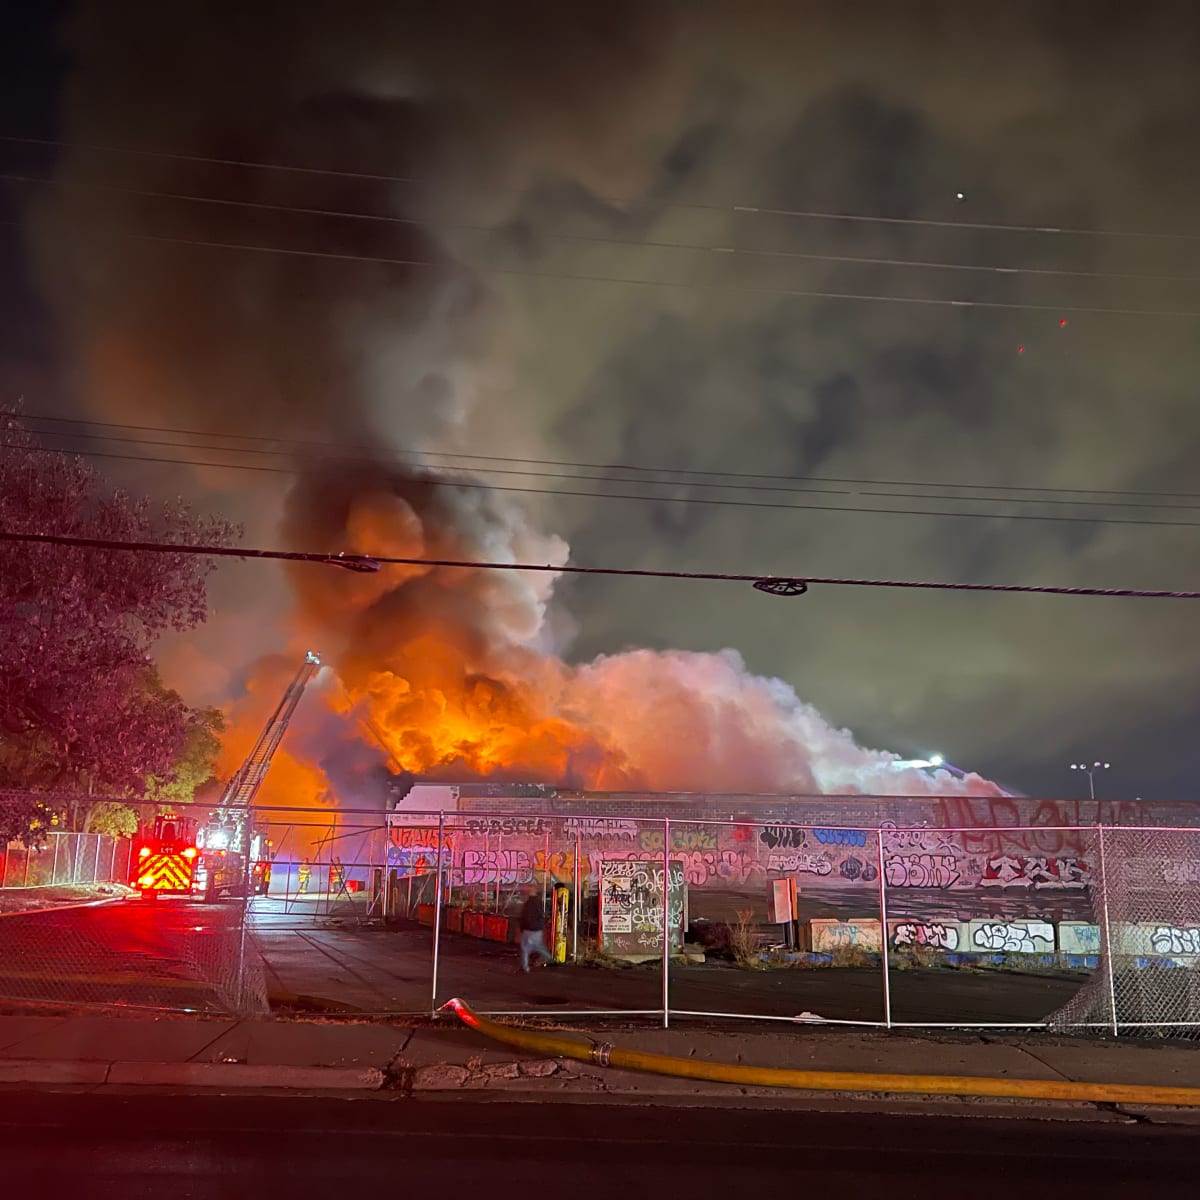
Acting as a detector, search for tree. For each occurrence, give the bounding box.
[0,407,239,843]
[145,704,225,806]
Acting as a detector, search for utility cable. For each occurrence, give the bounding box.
[2,529,1199,599]
[3,219,1196,320]
[5,171,1196,285]
[10,438,1200,529]
[20,411,1200,502]
[15,424,1200,513]
[5,132,1200,243]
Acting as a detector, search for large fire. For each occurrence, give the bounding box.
[214,462,1003,807]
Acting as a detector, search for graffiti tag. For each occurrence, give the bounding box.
[971,921,1054,953]
[892,921,959,951]
[463,817,548,838]
[767,851,832,876]
[980,855,1090,890]
[1150,926,1200,955]
[812,828,867,847]
[884,854,960,889]
[462,849,532,885]
[760,826,807,850]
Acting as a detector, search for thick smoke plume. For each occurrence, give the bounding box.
[23,1,1038,803]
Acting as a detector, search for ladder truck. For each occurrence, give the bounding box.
[133,651,322,902]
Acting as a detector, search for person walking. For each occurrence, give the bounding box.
[518,883,555,973]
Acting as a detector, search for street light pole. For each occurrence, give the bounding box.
[1070,761,1111,801]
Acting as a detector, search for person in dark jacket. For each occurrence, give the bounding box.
[518,883,554,973]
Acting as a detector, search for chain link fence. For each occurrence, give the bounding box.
[0,832,130,889]
[1050,826,1200,1037]
[0,792,1195,1034]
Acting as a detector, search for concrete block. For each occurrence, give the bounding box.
[1113,922,1200,962]
[888,919,966,952]
[1058,922,1102,956]
[966,919,1055,954]
[810,918,882,953]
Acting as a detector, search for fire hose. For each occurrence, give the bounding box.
[440,998,1200,1106]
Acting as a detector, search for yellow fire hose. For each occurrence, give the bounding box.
[440,998,1200,1107]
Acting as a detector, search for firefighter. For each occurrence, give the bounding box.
[298,858,312,895]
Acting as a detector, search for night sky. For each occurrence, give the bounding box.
[4,2,1200,802]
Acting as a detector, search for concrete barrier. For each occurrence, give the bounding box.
[888,919,967,953]
[810,918,882,953]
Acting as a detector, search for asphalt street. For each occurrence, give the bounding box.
[0,895,1089,1024]
[0,1091,1195,1198]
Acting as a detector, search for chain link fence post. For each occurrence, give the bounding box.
[572,826,582,964]
[234,803,257,1015]
[661,816,670,1029]
[431,809,446,1015]
[1095,824,1120,1036]
[877,826,892,1028]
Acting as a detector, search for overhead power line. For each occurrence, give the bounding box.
[17,421,1200,514]
[3,219,1197,320]
[23,412,1200,502]
[2,529,1198,600]
[6,171,1197,286]
[5,132,1200,243]
[8,436,1200,531]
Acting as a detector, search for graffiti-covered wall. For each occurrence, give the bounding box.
[385,788,1199,908]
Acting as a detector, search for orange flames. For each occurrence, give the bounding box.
[211,467,1004,804]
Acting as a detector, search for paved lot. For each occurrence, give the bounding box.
[250,899,1087,1024]
[0,894,1092,1026]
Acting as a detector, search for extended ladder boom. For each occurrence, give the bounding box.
[220,651,321,810]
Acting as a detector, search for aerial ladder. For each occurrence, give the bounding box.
[189,651,322,902]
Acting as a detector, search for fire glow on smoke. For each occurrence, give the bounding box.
[218,464,1003,806]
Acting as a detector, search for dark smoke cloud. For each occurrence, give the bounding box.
[22,1,1200,799]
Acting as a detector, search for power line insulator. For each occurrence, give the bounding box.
[753,578,808,597]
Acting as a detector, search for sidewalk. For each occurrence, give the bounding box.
[0,1005,1196,1123]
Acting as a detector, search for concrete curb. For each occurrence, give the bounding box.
[0,896,126,921]
[0,1058,386,1090]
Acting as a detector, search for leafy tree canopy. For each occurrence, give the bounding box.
[0,407,239,843]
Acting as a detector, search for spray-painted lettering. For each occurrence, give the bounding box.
[892,921,959,951]
[463,818,548,838]
[759,826,807,850]
[389,827,453,851]
[534,849,593,883]
[980,855,1090,889]
[1164,862,1200,886]
[812,828,867,847]
[971,921,1055,953]
[562,818,637,841]
[462,849,532,885]
[1150,926,1200,955]
[880,822,958,855]
[639,828,716,853]
[884,854,960,889]
[767,851,832,876]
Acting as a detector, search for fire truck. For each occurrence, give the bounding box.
[131,651,321,902]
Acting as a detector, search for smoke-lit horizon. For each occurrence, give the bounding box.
[16,1,1200,802]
